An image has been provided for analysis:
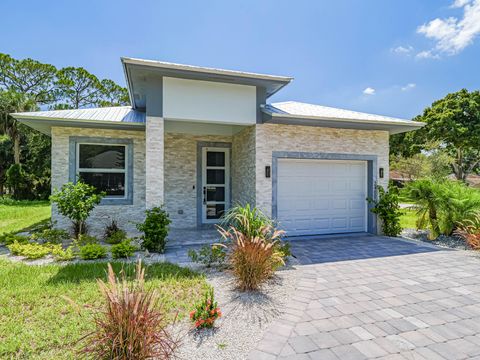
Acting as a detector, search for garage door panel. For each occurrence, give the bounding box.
[277,159,367,236]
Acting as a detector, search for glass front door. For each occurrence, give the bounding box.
[201,147,230,224]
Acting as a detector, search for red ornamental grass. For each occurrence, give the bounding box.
[82,261,178,359]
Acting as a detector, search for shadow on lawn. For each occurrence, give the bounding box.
[47,261,204,285]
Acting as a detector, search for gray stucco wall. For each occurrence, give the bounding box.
[255,124,390,220]
[51,126,146,236]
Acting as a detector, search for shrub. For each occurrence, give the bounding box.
[454,214,480,250]
[5,164,33,200]
[51,245,76,261]
[50,181,104,238]
[76,234,99,246]
[111,240,137,259]
[218,220,284,291]
[188,244,227,268]
[105,229,127,245]
[79,243,107,260]
[222,204,273,238]
[190,288,221,329]
[368,185,403,237]
[7,242,53,259]
[31,228,70,244]
[103,219,121,240]
[136,206,171,253]
[82,262,178,359]
[0,233,29,245]
[406,179,480,239]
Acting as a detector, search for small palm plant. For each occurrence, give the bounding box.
[405,178,446,239]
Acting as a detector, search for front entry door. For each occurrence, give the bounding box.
[201,147,230,224]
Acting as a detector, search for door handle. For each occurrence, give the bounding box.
[203,187,206,204]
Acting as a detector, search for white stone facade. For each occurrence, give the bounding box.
[50,122,389,235]
[51,126,146,235]
[254,124,390,217]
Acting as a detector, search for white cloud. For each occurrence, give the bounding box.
[363,87,376,95]
[415,50,441,59]
[391,45,414,55]
[417,0,480,57]
[401,83,416,91]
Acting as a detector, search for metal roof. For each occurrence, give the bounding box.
[13,106,145,123]
[262,101,424,134]
[121,57,293,83]
[264,101,416,123]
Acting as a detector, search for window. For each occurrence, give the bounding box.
[76,143,127,198]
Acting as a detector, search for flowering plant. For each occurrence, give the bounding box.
[189,288,221,329]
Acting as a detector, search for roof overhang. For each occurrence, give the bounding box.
[12,114,145,136]
[261,109,425,135]
[122,57,293,110]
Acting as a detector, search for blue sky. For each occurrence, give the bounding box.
[1,0,479,119]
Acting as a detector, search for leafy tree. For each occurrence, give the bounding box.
[391,150,452,180]
[50,181,105,237]
[0,135,12,195]
[55,67,103,109]
[0,53,57,103]
[391,89,480,180]
[0,90,37,164]
[98,79,130,107]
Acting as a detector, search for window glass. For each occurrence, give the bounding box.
[207,169,225,184]
[79,144,125,169]
[206,204,225,219]
[79,172,125,197]
[206,151,225,167]
[206,186,225,202]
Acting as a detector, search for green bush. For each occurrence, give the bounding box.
[7,242,53,259]
[79,243,107,260]
[31,228,70,244]
[5,164,33,200]
[188,244,227,268]
[111,240,137,259]
[105,229,127,245]
[103,219,121,240]
[368,185,403,237]
[222,204,273,238]
[190,288,221,329]
[0,233,29,245]
[50,181,104,238]
[76,234,99,246]
[405,178,480,238]
[51,245,76,261]
[136,206,171,253]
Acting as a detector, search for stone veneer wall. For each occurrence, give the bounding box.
[232,126,256,207]
[164,133,232,228]
[255,124,390,218]
[51,126,146,235]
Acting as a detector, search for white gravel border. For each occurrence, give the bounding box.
[174,263,299,360]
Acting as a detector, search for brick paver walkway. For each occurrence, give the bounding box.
[250,235,480,359]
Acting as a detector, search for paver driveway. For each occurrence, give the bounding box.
[250,234,480,360]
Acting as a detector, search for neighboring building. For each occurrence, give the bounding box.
[13,58,423,237]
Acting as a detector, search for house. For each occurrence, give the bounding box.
[13,57,424,238]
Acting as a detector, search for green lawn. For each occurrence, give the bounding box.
[0,200,51,235]
[400,208,419,229]
[0,260,208,359]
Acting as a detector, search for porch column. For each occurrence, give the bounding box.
[145,116,164,208]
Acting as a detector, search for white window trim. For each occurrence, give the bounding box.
[76,142,129,200]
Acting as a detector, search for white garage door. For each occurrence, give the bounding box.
[277,159,367,236]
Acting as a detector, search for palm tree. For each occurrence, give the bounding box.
[405,178,445,239]
[0,90,37,164]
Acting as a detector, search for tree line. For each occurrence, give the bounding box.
[0,53,129,199]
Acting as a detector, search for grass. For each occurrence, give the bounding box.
[0,199,51,235]
[400,208,419,229]
[0,260,209,359]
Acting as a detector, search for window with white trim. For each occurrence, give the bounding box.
[76,143,128,198]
